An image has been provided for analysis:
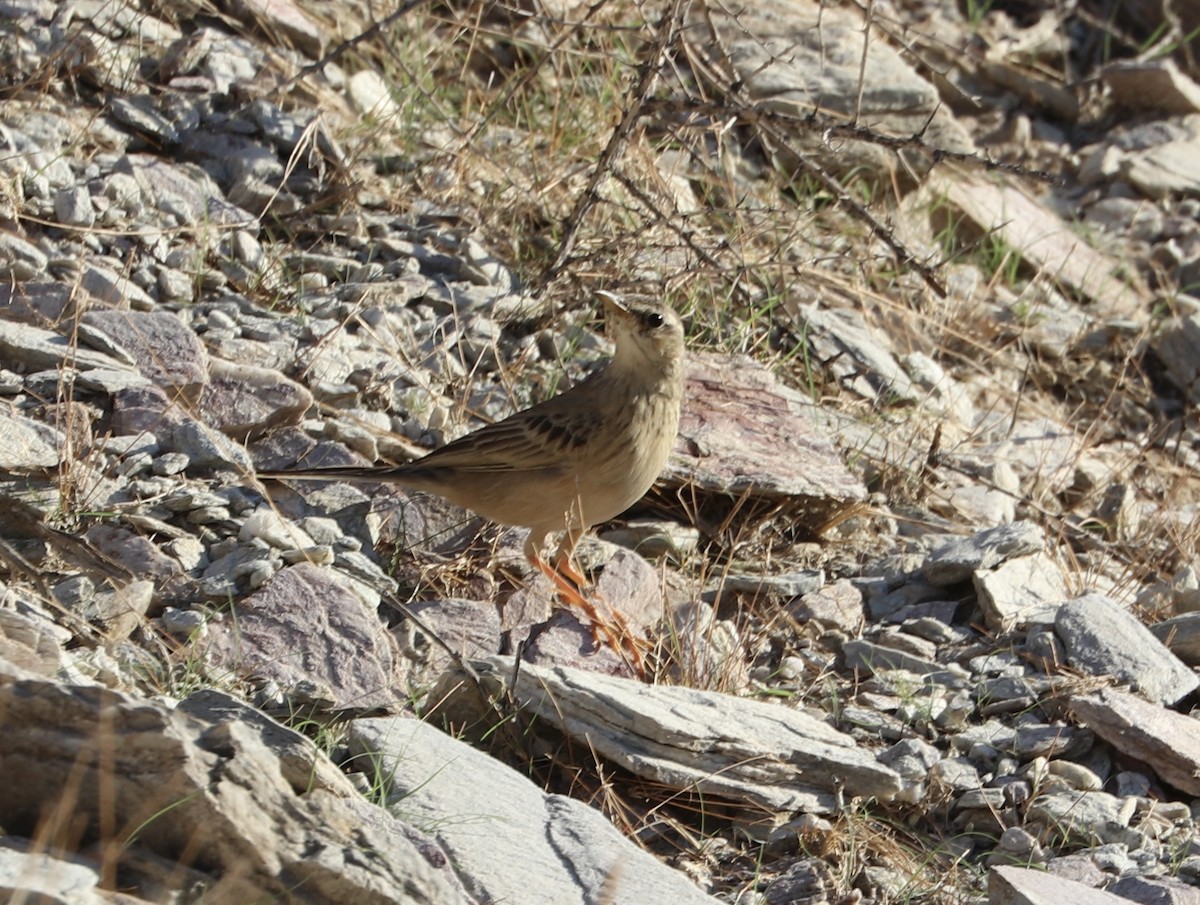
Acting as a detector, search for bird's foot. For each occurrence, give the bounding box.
[530,553,647,674]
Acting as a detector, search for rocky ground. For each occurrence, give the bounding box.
[2,0,1200,903]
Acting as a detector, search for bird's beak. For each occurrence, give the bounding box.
[596,290,628,317]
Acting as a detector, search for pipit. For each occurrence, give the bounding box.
[261,291,686,646]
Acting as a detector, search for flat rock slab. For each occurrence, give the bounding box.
[975,551,1068,629]
[82,309,209,399]
[403,596,504,675]
[842,638,970,688]
[120,153,257,229]
[0,409,63,470]
[0,674,469,905]
[204,562,407,712]
[921,170,1146,317]
[1025,789,1123,843]
[923,521,1045,586]
[348,715,722,905]
[458,656,902,813]
[664,352,866,531]
[1109,876,1200,905]
[990,864,1133,905]
[1103,59,1200,115]
[0,318,145,375]
[1151,612,1200,664]
[1056,593,1198,705]
[1070,687,1200,796]
[0,282,77,324]
[686,0,973,179]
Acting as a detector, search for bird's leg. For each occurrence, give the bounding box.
[550,527,586,589]
[524,531,589,608]
[528,530,645,673]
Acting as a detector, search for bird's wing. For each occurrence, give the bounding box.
[411,402,604,473]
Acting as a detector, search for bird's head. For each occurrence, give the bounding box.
[597,290,685,381]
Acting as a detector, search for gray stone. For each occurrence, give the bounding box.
[718,570,824,599]
[0,232,47,280]
[166,418,253,472]
[84,524,183,584]
[598,518,700,558]
[78,260,157,310]
[0,675,469,904]
[918,172,1146,317]
[1084,196,1165,239]
[686,0,972,184]
[1071,688,1200,796]
[665,352,866,535]
[52,575,95,609]
[0,319,141,374]
[1154,313,1200,404]
[435,657,902,813]
[52,185,94,227]
[794,304,917,403]
[0,409,62,470]
[789,579,865,633]
[990,864,1133,904]
[0,838,121,905]
[1056,593,1199,705]
[0,282,77,324]
[82,309,208,398]
[160,607,206,637]
[348,716,720,905]
[118,153,255,229]
[923,521,1044,586]
[975,552,1068,628]
[401,597,502,675]
[1150,611,1200,663]
[930,757,981,792]
[842,638,970,687]
[1046,760,1103,792]
[1108,875,1200,905]
[203,562,407,712]
[0,609,69,678]
[878,737,940,802]
[83,580,153,641]
[348,69,399,119]
[1025,790,1128,843]
[1122,119,1200,198]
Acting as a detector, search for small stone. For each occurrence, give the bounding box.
[53,185,95,227]
[280,545,336,566]
[1114,771,1151,798]
[239,507,315,550]
[930,757,980,792]
[790,579,865,633]
[924,521,1044,586]
[975,552,1069,629]
[152,452,191,475]
[161,607,207,637]
[1047,760,1104,792]
[719,570,824,599]
[996,826,1040,856]
[53,575,95,609]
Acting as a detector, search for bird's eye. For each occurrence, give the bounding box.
[645,312,664,329]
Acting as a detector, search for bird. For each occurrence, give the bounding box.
[260,290,686,651]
